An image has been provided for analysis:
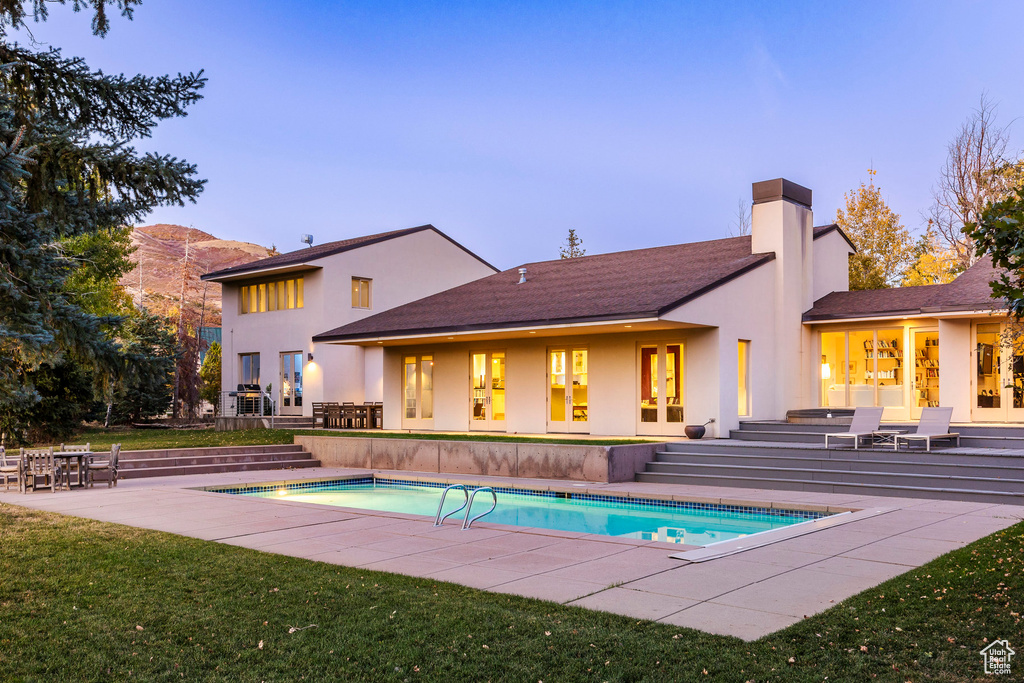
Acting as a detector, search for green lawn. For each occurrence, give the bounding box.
[57,427,655,452]
[1,503,1021,681]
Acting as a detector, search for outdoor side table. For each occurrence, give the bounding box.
[870,431,905,448]
[53,451,92,488]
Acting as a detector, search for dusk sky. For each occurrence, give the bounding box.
[18,1,1024,269]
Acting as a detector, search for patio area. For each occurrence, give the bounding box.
[1,467,1019,641]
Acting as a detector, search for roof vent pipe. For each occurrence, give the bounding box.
[517,267,527,284]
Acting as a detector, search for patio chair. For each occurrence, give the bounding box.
[325,404,342,429]
[823,406,884,449]
[22,447,64,493]
[341,402,357,429]
[894,407,960,452]
[87,444,120,488]
[0,447,20,491]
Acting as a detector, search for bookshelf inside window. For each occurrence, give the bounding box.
[913,330,940,408]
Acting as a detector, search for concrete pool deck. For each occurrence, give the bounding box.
[2,467,1020,641]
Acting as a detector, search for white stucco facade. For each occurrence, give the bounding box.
[341,179,862,437]
[218,179,1012,436]
[207,228,496,416]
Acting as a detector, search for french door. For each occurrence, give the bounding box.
[402,354,434,429]
[470,351,506,431]
[972,322,1024,422]
[637,342,686,436]
[547,348,589,433]
[280,351,303,415]
[910,329,939,420]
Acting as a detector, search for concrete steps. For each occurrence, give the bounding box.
[731,421,1024,449]
[637,438,1024,505]
[109,444,320,480]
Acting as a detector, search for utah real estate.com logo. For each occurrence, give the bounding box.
[980,639,1014,675]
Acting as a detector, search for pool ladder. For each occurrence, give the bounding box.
[433,484,497,530]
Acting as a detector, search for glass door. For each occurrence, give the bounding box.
[280,352,303,415]
[911,329,939,419]
[402,354,434,428]
[547,348,588,433]
[637,343,686,436]
[973,323,1024,422]
[470,351,506,431]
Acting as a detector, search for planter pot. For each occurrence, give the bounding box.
[684,425,706,440]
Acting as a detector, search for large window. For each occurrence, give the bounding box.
[820,329,905,408]
[240,277,303,314]
[240,353,260,386]
[352,277,372,309]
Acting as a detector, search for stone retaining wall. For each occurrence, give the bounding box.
[293,436,663,483]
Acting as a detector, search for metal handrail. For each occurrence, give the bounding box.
[462,487,497,530]
[433,484,469,527]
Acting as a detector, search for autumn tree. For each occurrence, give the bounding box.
[835,170,914,290]
[930,96,1020,269]
[559,229,586,258]
[901,223,961,287]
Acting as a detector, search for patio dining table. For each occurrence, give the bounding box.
[324,403,383,429]
[52,451,92,488]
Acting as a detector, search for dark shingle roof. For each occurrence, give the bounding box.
[804,256,1004,321]
[201,224,496,280]
[313,235,775,342]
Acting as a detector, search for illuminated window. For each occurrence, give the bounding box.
[352,277,372,309]
[239,277,304,314]
[738,340,751,417]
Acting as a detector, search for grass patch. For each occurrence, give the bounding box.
[55,427,655,452]
[1,503,1022,680]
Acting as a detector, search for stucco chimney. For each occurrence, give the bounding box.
[750,178,814,417]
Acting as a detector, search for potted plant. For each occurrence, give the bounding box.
[684,418,715,440]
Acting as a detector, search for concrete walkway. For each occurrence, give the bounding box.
[2,468,1020,641]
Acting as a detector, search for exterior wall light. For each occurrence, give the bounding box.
[307,352,314,363]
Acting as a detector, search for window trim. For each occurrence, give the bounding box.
[352,276,372,309]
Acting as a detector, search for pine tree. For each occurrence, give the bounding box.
[0,3,204,438]
[199,341,222,414]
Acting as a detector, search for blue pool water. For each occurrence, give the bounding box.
[226,479,831,548]
[221,478,829,546]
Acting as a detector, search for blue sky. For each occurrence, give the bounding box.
[17,1,1024,269]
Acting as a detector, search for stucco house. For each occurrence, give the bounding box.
[201,225,497,415]
[312,179,857,437]
[210,177,1014,435]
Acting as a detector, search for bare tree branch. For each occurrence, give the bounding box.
[930,95,1017,269]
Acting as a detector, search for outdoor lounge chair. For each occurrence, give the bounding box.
[823,406,884,449]
[87,444,120,488]
[894,407,960,451]
[0,447,20,491]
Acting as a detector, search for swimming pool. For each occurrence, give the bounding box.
[214,477,831,546]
